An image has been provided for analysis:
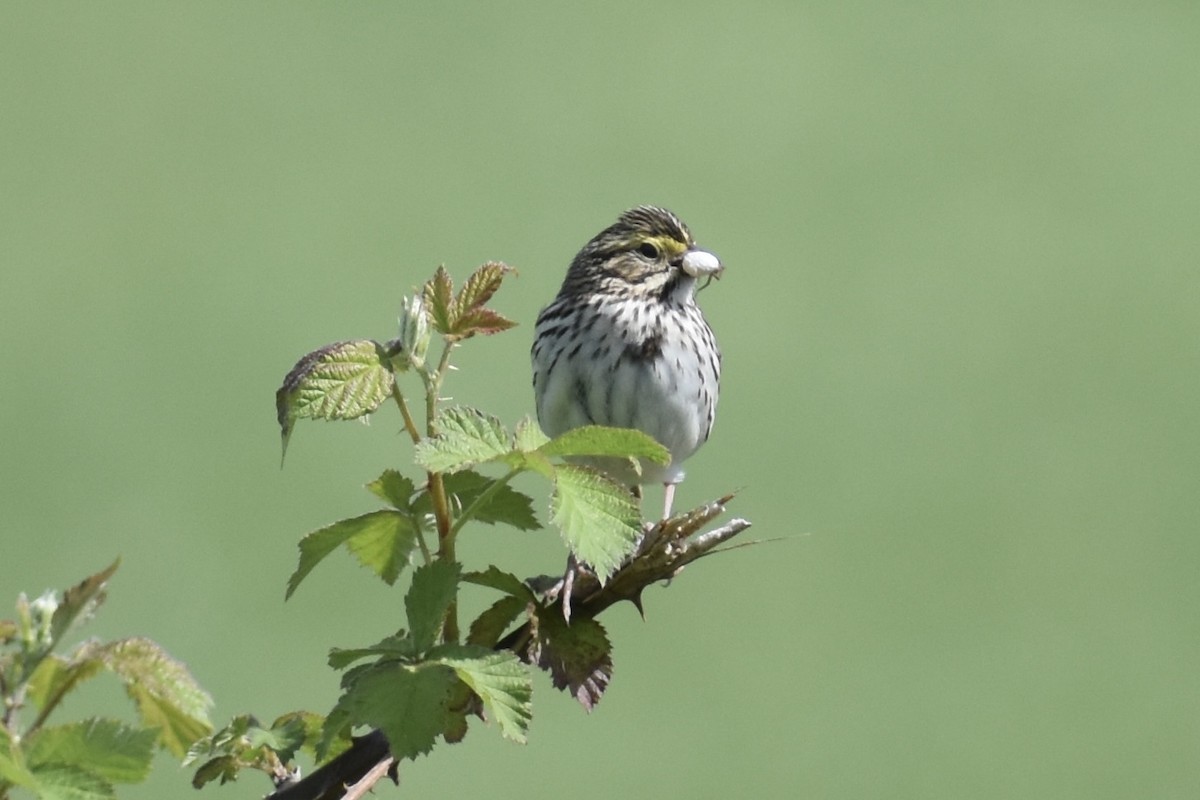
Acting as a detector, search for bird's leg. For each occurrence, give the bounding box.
[662,482,677,520]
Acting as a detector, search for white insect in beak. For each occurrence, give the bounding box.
[680,249,724,279]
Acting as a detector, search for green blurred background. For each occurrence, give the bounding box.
[3,2,1197,797]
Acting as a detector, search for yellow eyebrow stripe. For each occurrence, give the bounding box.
[644,235,689,256]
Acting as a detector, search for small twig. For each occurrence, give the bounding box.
[340,757,396,800]
[390,385,422,446]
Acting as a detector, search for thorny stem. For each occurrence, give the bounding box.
[421,340,460,643]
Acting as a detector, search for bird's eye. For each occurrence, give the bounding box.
[637,242,660,259]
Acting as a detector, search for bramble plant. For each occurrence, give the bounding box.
[187,263,750,798]
[0,561,212,800]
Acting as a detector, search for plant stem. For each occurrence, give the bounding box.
[450,468,522,538]
[413,525,433,566]
[390,383,434,566]
[422,340,460,643]
[390,384,422,446]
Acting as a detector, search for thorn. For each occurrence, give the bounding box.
[630,590,646,620]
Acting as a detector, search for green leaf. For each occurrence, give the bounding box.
[190,755,239,789]
[209,714,304,757]
[271,710,333,761]
[466,595,527,649]
[366,470,417,510]
[513,416,549,452]
[328,633,414,669]
[182,713,252,764]
[461,565,534,600]
[98,638,213,757]
[515,449,555,479]
[526,611,613,712]
[406,561,461,654]
[27,719,157,784]
[433,645,532,743]
[418,470,538,531]
[345,515,419,587]
[27,763,113,800]
[550,465,641,582]
[422,266,456,335]
[0,726,37,788]
[538,425,670,464]
[287,510,419,598]
[26,652,104,712]
[49,560,119,645]
[276,339,394,457]
[413,407,512,474]
[333,661,456,761]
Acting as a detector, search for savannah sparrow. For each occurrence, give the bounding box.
[532,206,723,519]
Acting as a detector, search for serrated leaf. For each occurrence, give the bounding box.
[466,595,527,649]
[287,510,419,598]
[451,307,517,339]
[422,266,455,335]
[26,653,104,712]
[50,560,119,644]
[413,407,512,474]
[334,662,455,761]
[462,566,534,600]
[98,638,213,757]
[27,762,113,800]
[276,340,394,456]
[527,611,612,712]
[513,416,550,452]
[345,515,419,587]
[416,470,538,531]
[452,261,511,321]
[406,561,462,653]
[539,425,670,464]
[27,719,157,784]
[550,465,641,582]
[366,470,417,510]
[433,645,531,743]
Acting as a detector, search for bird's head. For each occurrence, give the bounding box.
[561,206,723,300]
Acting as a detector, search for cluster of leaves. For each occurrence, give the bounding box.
[190,263,738,796]
[0,561,212,800]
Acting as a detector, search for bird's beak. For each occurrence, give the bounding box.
[680,249,724,279]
